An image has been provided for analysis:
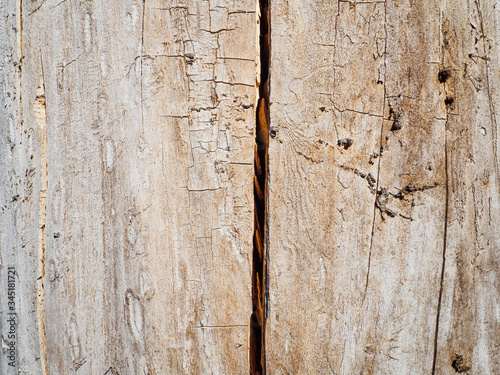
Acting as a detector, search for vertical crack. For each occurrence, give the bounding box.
[432,7,449,370]
[431,122,448,375]
[34,68,49,375]
[250,0,269,374]
[364,0,388,299]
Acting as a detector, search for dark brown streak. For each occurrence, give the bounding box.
[431,118,449,375]
[432,11,450,367]
[250,1,270,374]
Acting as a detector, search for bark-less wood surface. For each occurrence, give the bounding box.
[267,0,500,374]
[1,0,255,374]
[1,0,499,374]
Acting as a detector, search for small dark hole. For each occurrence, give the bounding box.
[366,173,376,187]
[451,354,470,373]
[270,128,277,138]
[386,209,397,218]
[445,96,454,106]
[438,69,451,83]
[337,138,353,150]
[319,106,326,112]
[389,109,403,131]
[391,118,403,131]
[240,102,253,109]
[388,106,396,119]
[184,53,195,64]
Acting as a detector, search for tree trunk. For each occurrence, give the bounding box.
[1,1,499,374]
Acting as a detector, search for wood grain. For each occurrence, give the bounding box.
[1,1,256,373]
[1,0,499,373]
[434,0,500,373]
[266,0,500,374]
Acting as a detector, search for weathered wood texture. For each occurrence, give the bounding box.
[1,0,256,374]
[267,0,500,374]
[0,1,45,374]
[2,0,500,374]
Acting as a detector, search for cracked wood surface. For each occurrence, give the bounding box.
[0,1,45,374]
[1,0,499,374]
[1,0,255,374]
[266,0,500,374]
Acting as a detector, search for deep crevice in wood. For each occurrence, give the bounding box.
[250,0,269,373]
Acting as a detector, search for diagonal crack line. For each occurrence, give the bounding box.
[363,0,388,301]
[431,116,449,375]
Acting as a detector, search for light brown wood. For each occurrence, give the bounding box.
[434,1,500,373]
[1,0,499,374]
[266,0,500,374]
[1,0,256,374]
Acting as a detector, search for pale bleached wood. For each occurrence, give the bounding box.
[433,0,500,374]
[1,0,256,373]
[267,1,390,372]
[0,1,46,375]
[266,1,499,374]
[3,0,499,373]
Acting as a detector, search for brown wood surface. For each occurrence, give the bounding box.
[1,0,499,374]
[1,1,256,374]
[266,0,500,374]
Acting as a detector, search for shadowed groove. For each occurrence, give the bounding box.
[250,0,269,373]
